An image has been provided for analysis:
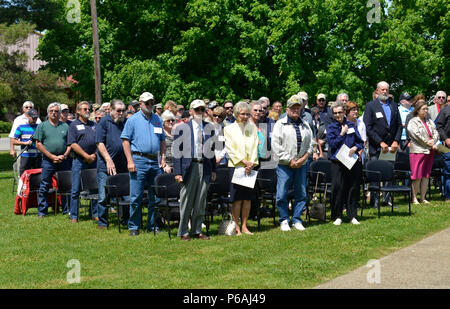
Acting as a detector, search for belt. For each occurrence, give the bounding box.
[192,158,203,163]
[132,152,158,160]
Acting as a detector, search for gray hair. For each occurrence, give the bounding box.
[336,93,349,102]
[249,100,262,111]
[47,102,61,115]
[111,99,125,110]
[330,101,345,113]
[23,101,34,108]
[258,96,270,106]
[233,101,250,119]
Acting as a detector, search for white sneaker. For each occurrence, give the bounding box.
[280,220,291,231]
[351,218,360,225]
[292,222,306,231]
[333,218,342,226]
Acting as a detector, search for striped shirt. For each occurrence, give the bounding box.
[14,123,40,157]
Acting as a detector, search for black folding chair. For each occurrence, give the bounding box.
[105,173,130,233]
[152,173,181,239]
[206,167,232,231]
[80,168,99,220]
[256,168,277,229]
[429,153,445,200]
[363,160,412,218]
[55,170,72,214]
[29,173,58,214]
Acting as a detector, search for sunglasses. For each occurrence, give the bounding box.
[437,96,445,99]
[239,113,250,116]
[81,108,89,111]
[115,109,125,113]
[333,111,344,115]
[225,106,233,109]
[318,99,325,102]
[253,109,263,113]
[194,107,205,112]
[213,114,223,119]
[24,106,33,109]
[165,119,175,123]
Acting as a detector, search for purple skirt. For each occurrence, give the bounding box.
[409,151,434,180]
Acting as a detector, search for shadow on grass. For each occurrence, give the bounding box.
[0,152,15,172]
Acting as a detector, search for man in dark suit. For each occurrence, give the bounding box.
[173,99,217,241]
[363,81,402,207]
[363,81,402,158]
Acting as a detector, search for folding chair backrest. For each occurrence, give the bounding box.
[394,151,410,171]
[106,173,130,197]
[56,170,72,194]
[29,173,41,191]
[209,167,230,195]
[80,168,98,192]
[257,168,277,193]
[365,159,394,182]
[153,174,180,199]
[432,153,445,169]
[309,159,332,183]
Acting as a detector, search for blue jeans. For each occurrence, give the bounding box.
[97,170,130,227]
[70,157,97,220]
[38,157,70,216]
[443,152,450,199]
[128,155,161,231]
[276,163,308,224]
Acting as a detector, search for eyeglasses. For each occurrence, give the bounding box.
[49,110,59,114]
[333,111,344,115]
[225,106,233,110]
[95,117,102,121]
[318,99,325,102]
[81,108,89,111]
[165,119,175,123]
[239,113,250,116]
[213,114,223,119]
[24,106,33,109]
[194,107,205,112]
[253,109,263,113]
[437,96,445,99]
[115,109,125,113]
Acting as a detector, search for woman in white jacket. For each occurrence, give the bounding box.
[407,95,440,204]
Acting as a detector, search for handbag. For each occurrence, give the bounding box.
[309,173,327,221]
[218,212,236,236]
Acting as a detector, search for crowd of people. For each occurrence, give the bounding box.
[9,82,450,239]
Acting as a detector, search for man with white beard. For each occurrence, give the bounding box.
[363,81,402,208]
[68,101,98,223]
[96,99,128,229]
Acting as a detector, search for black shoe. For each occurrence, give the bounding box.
[129,230,139,236]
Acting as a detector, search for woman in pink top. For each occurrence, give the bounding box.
[407,95,440,204]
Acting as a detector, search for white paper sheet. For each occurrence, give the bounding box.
[378,148,397,161]
[336,144,358,170]
[231,167,258,189]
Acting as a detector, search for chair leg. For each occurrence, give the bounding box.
[378,191,381,218]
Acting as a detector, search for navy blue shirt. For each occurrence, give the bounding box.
[326,118,364,161]
[96,114,127,173]
[67,118,97,159]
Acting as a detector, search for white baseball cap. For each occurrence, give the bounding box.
[317,93,326,100]
[139,92,154,102]
[190,99,206,109]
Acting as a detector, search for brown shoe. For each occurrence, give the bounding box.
[180,235,191,241]
[93,217,99,221]
[194,233,210,240]
[71,218,78,223]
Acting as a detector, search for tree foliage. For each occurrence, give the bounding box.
[30,0,450,107]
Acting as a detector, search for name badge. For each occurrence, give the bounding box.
[218,135,225,142]
[376,112,383,119]
[154,127,162,134]
[347,127,355,134]
[76,124,85,130]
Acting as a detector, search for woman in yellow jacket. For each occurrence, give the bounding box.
[224,101,259,235]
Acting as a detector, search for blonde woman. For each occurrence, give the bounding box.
[224,101,259,235]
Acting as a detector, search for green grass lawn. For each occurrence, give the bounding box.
[0,151,449,289]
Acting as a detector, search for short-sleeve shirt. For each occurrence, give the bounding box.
[120,111,165,154]
[9,114,42,138]
[14,123,39,157]
[96,114,127,173]
[34,120,69,155]
[67,119,97,159]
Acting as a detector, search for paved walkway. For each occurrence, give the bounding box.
[315,227,450,289]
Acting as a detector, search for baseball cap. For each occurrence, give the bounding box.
[92,103,101,110]
[297,91,308,101]
[139,92,154,102]
[287,95,304,108]
[60,104,69,111]
[317,93,326,100]
[190,99,206,109]
[208,101,218,109]
[399,92,412,101]
[155,103,163,109]
[27,109,39,118]
[161,110,176,122]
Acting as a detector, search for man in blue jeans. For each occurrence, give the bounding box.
[436,104,450,202]
[121,92,167,236]
[68,101,98,223]
[96,99,128,229]
[35,102,71,218]
[271,95,315,231]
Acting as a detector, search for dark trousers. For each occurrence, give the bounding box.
[19,156,42,177]
[331,160,362,220]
